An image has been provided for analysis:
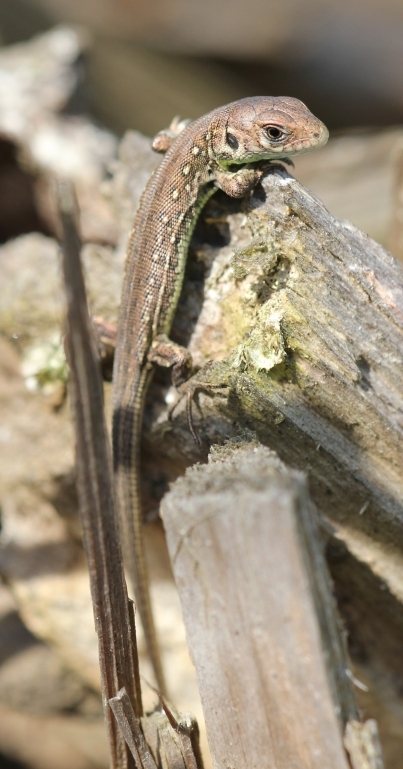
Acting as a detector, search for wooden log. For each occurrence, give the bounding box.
[162,442,384,768]
[148,164,403,605]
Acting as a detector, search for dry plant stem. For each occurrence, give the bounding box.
[109,689,158,769]
[58,179,142,769]
[128,599,143,714]
[109,688,204,769]
[153,695,203,769]
[162,443,385,769]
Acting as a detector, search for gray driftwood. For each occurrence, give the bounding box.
[162,443,384,769]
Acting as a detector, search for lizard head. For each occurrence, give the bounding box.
[210,96,328,169]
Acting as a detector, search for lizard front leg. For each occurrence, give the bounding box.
[91,323,193,389]
[148,333,193,385]
[215,163,271,198]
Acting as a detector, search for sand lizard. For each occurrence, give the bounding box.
[112,97,328,692]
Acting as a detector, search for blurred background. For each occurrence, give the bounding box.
[1,2,403,769]
[3,0,403,135]
[0,0,403,250]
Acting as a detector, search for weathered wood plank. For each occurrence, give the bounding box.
[162,443,381,768]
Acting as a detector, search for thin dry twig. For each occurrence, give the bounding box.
[58,178,141,769]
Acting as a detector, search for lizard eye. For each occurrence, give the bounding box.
[226,132,239,150]
[265,126,286,142]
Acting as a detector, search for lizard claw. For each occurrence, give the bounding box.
[279,156,294,168]
[168,374,229,446]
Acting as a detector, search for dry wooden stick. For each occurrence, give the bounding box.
[58,179,141,769]
[109,688,158,769]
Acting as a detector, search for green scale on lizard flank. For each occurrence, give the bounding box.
[112,96,328,692]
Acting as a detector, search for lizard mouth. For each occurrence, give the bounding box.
[227,156,289,172]
[224,155,294,174]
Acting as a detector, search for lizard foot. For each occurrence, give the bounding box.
[152,116,192,153]
[169,374,229,446]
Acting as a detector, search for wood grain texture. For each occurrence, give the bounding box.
[162,443,361,769]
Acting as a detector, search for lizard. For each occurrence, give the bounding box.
[112,96,329,693]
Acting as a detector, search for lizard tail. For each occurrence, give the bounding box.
[123,462,167,696]
[113,369,167,695]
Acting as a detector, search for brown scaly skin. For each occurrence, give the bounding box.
[112,97,329,692]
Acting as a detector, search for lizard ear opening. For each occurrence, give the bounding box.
[226,132,239,150]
